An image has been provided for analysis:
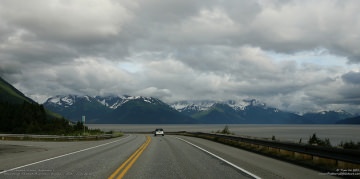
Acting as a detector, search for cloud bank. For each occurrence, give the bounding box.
[1,0,359,113]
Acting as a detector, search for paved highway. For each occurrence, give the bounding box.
[0,134,336,178]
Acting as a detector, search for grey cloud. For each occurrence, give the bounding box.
[0,0,134,61]
[145,1,359,64]
[342,71,360,84]
[1,0,359,113]
[134,87,172,100]
[0,1,131,39]
[133,0,201,23]
[2,0,360,63]
[338,71,360,105]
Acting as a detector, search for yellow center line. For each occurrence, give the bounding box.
[108,136,151,179]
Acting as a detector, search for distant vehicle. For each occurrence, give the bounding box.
[154,128,164,136]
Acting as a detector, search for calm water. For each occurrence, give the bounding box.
[87,124,360,146]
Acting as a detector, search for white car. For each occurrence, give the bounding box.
[154,128,164,136]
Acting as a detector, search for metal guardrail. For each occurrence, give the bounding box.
[0,134,114,141]
[175,132,360,165]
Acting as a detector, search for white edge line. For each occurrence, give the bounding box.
[0,135,131,175]
[175,136,261,179]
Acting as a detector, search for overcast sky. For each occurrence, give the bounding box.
[1,0,360,114]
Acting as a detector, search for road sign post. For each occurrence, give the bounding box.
[82,116,85,135]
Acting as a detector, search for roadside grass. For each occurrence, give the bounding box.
[105,130,124,138]
[0,129,123,141]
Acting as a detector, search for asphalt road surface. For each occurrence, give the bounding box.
[0,134,337,179]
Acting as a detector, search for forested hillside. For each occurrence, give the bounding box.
[0,77,85,134]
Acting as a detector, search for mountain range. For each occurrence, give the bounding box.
[43,95,356,124]
[1,76,358,124]
[44,95,194,124]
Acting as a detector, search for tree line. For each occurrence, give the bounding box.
[0,101,87,135]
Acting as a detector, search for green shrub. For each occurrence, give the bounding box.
[216,125,234,135]
[308,133,331,147]
[339,141,360,150]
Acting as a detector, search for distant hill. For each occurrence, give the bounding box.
[240,104,303,124]
[302,110,353,124]
[336,116,360,124]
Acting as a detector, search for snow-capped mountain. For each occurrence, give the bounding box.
[44,95,110,122]
[171,100,216,113]
[46,95,96,108]
[43,95,192,123]
[95,95,164,109]
[170,99,263,113]
[95,95,125,109]
[170,99,302,124]
[45,95,164,110]
[43,95,355,124]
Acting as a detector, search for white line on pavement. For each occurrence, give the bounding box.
[0,135,131,175]
[175,136,261,179]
